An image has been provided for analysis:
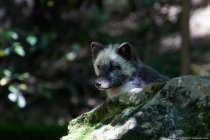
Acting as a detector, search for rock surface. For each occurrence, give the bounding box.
[62,76,210,140]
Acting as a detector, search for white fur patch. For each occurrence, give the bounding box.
[107,81,135,98]
[106,82,143,98]
[129,88,143,93]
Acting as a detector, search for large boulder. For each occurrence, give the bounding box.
[62,76,210,140]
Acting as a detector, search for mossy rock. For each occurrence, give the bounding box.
[62,76,210,140]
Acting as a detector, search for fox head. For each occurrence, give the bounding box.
[91,42,138,91]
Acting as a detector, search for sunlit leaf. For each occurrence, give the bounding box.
[0,78,8,86]
[17,95,26,108]
[18,72,30,80]
[66,52,77,61]
[0,50,4,57]
[4,48,10,56]
[0,27,3,33]
[8,85,18,93]
[14,45,25,57]
[26,35,38,46]
[12,42,25,57]
[12,32,18,40]
[3,69,12,76]
[12,42,21,47]
[47,1,54,7]
[20,83,27,90]
[8,31,19,40]
[8,92,18,102]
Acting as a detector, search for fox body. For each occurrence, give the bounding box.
[91,42,169,98]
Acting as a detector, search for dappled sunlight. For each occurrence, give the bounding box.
[160,33,181,53]
[190,4,210,38]
[160,3,210,53]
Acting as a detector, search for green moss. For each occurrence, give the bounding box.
[86,96,134,125]
[94,123,103,129]
[184,124,207,137]
[202,110,210,126]
[63,123,109,140]
[63,124,95,140]
[183,106,210,138]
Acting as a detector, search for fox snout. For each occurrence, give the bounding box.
[95,78,110,90]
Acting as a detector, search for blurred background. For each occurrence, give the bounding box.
[0,0,210,139]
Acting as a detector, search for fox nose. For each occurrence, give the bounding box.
[95,80,102,87]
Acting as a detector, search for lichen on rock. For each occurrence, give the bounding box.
[62,76,210,140]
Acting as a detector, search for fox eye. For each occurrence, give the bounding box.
[112,66,120,70]
[97,65,101,70]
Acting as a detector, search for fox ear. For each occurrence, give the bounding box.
[91,42,104,60]
[116,42,135,62]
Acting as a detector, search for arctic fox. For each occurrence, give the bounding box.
[91,42,169,98]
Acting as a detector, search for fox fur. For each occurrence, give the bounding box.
[91,42,169,98]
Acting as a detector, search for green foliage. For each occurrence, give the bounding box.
[0,29,38,108]
[183,106,210,137]
[3,69,12,76]
[13,42,25,57]
[26,35,38,46]
[7,31,19,40]
[8,85,18,93]
[18,73,30,80]
[8,84,27,108]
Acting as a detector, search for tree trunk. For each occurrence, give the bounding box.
[180,0,191,76]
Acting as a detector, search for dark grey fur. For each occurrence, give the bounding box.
[91,42,169,97]
[130,65,169,88]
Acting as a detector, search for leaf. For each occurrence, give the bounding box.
[47,1,54,7]
[18,72,30,80]
[20,83,27,90]
[0,50,4,57]
[8,85,18,93]
[8,92,18,102]
[0,27,3,33]
[4,48,10,56]
[7,31,19,40]
[14,45,25,57]
[0,78,8,86]
[3,69,12,76]
[17,95,26,108]
[12,32,19,40]
[66,51,77,61]
[26,35,38,46]
[12,42,21,47]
